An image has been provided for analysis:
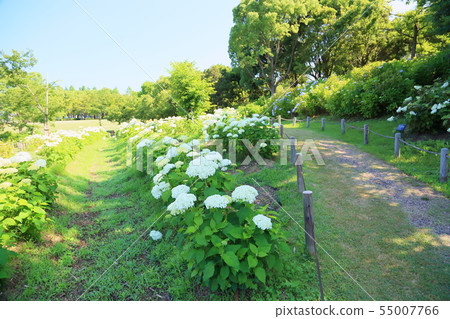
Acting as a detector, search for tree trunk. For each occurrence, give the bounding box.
[411,22,419,59]
[44,114,49,136]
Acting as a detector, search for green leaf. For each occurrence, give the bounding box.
[247,255,258,268]
[212,211,223,224]
[219,266,230,279]
[194,249,205,263]
[194,215,203,227]
[228,226,243,239]
[2,218,16,227]
[38,184,48,192]
[17,198,29,206]
[161,189,171,202]
[237,206,252,223]
[185,226,197,234]
[211,235,222,247]
[204,187,220,197]
[203,261,215,281]
[266,254,276,268]
[254,267,266,283]
[249,243,258,255]
[194,233,207,246]
[238,272,247,284]
[221,251,240,269]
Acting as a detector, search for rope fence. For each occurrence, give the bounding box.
[276,116,449,183]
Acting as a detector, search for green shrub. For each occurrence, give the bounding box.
[412,49,450,86]
[0,246,16,280]
[391,78,449,134]
[0,162,56,246]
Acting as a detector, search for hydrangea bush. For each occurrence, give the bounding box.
[203,110,279,160]
[391,79,449,133]
[119,115,288,293]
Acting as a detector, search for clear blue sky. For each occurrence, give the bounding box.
[0,0,415,93]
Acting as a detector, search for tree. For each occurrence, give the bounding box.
[229,0,320,95]
[415,0,450,35]
[168,61,214,117]
[204,65,248,108]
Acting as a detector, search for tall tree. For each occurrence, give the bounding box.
[168,61,214,117]
[229,0,320,95]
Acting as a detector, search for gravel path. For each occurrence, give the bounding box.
[314,138,450,237]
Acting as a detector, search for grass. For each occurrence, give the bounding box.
[281,117,449,197]
[3,132,449,300]
[3,138,320,301]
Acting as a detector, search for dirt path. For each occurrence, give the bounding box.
[287,128,450,243]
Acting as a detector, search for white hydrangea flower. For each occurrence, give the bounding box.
[153,173,163,184]
[413,85,422,90]
[387,116,395,121]
[204,194,231,209]
[151,181,171,199]
[177,143,192,153]
[0,167,18,174]
[0,158,11,168]
[156,158,170,168]
[186,156,218,179]
[20,178,32,184]
[0,182,13,189]
[161,163,176,175]
[175,161,184,168]
[149,230,163,241]
[212,134,219,139]
[238,129,245,134]
[442,82,448,89]
[167,193,196,215]
[252,214,272,230]
[231,185,258,204]
[204,151,223,162]
[9,152,32,163]
[33,159,47,168]
[137,139,154,149]
[171,185,190,199]
[260,142,267,148]
[273,123,280,127]
[226,133,232,137]
[162,137,178,144]
[404,97,412,103]
[166,147,179,159]
[409,111,416,116]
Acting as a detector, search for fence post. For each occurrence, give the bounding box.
[394,133,401,158]
[296,153,305,192]
[280,124,285,152]
[278,115,281,126]
[290,136,296,165]
[440,148,448,183]
[306,116,310,128]
[364,124,369,145]
[341,119,345,134]
[321,118,325,131]
[271,117,275,125]
[302,191,316,256]
[293,117,296,127]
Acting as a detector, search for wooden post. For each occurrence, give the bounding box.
[306,116,310,128]
[440,148,448,183]
[364,124,369,145]
[341,119,345,134]
[293,117,296,127]
[394,133,401,158]
[280,124,284,138]
[271,117,275,125]
[290,136,296,165]
[321,118,325,131]
[296,153,305,192]
[302,191,316,256]
[278,115,281,126]
[280,124,285,153]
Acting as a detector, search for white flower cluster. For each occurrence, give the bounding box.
[171,185,190,199]
[186,156,218,179]
[204,194,231,209]
[137,138,154,149]
[149,230,163,241]
[9,152,32,163]
[430,101,448,114]
[151,181,170,199]
[231,185,258,204]
[167,193,196,215]
[252,214,272,230]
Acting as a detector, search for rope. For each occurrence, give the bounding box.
[344,123,364,130]
[368,129,395,139]
[399,139,441,155]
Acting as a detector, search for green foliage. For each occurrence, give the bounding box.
[204,111,279,160]
[169,61,214,117]
[412,48,450,85]
[0,247,16,279]
[181,201,286,292]
[0,162,57,246]
[236,103,264,117]
[393,79,449,133]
